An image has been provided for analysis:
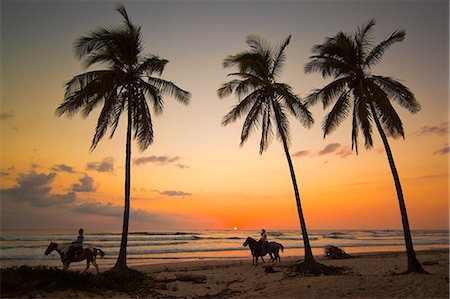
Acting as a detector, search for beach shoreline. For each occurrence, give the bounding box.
[4,248,448,298]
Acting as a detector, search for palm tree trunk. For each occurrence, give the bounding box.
[114,106,132,271]
[369,102,427,274]
[280,135,315,262]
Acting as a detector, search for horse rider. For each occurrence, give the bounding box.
[65,228,84,261]
[260,228,268,255]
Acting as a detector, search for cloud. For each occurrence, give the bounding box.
[176,163,190,169]
[70,174,96,192]
[433,145,450,155]
[0,113,14,120]
[293,143,353,159]
[154,190,192,197]
[292,150,310,158]
[414,122,448,137]
[86,157,114,173]
[0,171,76,207]
[0,170,176,228]
[318,143,341,155]
[134,155,180,166]
[51,164,76,173]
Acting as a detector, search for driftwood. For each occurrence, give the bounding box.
[324,245,351,259]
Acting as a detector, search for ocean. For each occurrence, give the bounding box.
[1,229,448,269]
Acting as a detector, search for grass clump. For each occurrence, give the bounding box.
[1,265,152,297]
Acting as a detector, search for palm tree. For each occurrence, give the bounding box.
[304,20,426,273]
[218,35,334,273]
[56,4,191,271]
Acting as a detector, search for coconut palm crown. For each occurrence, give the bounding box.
[218,35,313,153]
[56,4,191,271]
[304,19,426,273]
[219,35,338,274]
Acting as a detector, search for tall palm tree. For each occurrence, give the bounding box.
[304,20,426,273]
[56,4,191,271]
[218,35,333,273]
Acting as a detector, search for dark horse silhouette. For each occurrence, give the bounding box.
[243,237,284,265]
[45,242,105,273]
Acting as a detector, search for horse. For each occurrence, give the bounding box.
[243,237,284,265]
[45,242,105,273]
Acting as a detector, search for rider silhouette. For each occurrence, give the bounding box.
[66,228,84,260]
[259,228,268,255]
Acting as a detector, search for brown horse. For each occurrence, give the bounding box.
[243,237,284,265]
[45,242,105,273]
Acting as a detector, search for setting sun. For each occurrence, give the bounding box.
[233,227,238,231]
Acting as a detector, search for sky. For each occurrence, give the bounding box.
[1,0,448,231]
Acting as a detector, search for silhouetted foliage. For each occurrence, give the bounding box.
[0,265,152,297]
[219,35,335,275]
[304,19,426,274]
[56,4,190,271]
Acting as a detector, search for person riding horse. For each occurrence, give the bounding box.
[65,228,84,261]
[260,229,268,255]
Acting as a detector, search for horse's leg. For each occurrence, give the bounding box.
[63,261,69,271]
[261,256,265,263]
[269,253,274,262]
[83,257,91,273]
[92,258,99,274]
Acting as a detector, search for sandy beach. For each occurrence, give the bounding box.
[32,248,448,298]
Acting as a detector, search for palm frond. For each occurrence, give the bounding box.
[108,91,126,139]
[140,79,164,115]
[371,75,420,113]
[222,89,261,126]
[240,99,264,147]
[56,71,115,118]
[323,91,351,137]
[275,83,314,128]
[137,55,168,76]
[259,102,274,154]
[366,80,405,139]
[132,91,154,151]
[304,76,350,109]
[364,30,406,68]
[271,35,291,78]
[90,94,118,150]
[147,77,191,105]
[356,95,373,149]
[355,19,375,64]
[351,107,359,154]
[272,99,291,147]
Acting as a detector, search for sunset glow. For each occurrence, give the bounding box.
[1,1,448,232]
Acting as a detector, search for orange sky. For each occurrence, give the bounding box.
[1,1,448,231]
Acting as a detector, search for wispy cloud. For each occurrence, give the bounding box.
[414,122,449,137]
[134,155,190,169]
[51,164,76,173]
[292,150,310,158]
[70,174,96,192]
[134,155,179,166]
[318,143,341,155]
[433,145,450,155]
[86,157,114,173]
[154,189,192,197]
[294,143,352,159]
[0,113,14,120]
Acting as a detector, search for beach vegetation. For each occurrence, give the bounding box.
[218,35,337,275]
[0,265,153,297]
[55,4,191,272]
[304,19,426,274]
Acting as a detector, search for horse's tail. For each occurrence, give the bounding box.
[279,243,284,252]
[95,248,105,258]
